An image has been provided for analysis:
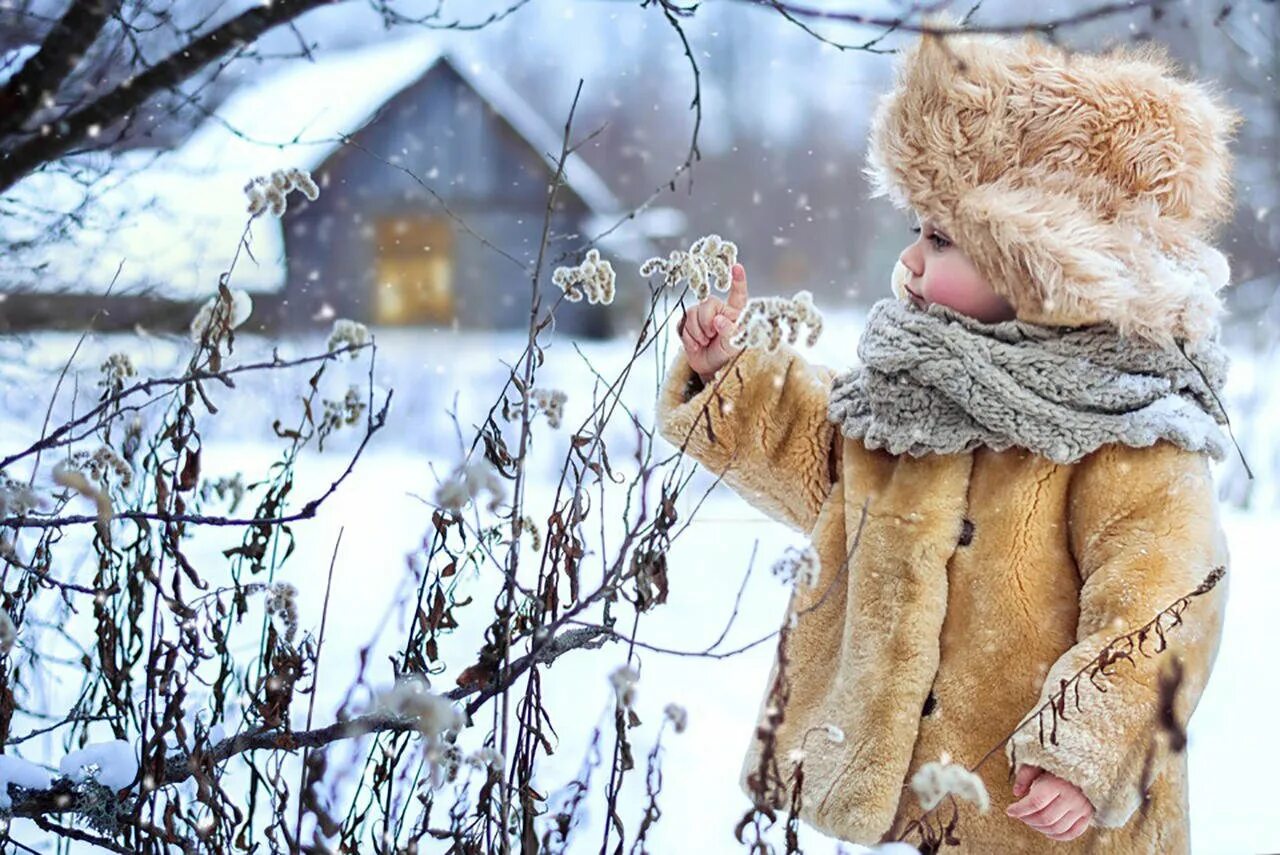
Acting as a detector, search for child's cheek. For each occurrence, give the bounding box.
[924,272,977,314]
[927,267,1007,321]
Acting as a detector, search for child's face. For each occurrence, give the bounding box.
[897,215,1017,323]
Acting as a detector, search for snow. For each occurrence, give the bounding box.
[0,755,54,811]
[58,740,138,792]
[0,312,1276,851]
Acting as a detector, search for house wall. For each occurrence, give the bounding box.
[273,61,614,340]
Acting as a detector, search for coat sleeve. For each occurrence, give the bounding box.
[1005,440,1230,829]
[654,342,842,534]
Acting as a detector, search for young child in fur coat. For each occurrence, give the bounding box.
[657,23,1238,855]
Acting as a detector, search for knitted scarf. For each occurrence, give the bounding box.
[826,298,1232,464]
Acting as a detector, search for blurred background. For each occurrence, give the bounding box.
[0,1,1276,852]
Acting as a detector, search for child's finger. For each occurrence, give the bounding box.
[678,309,700,351]
[1006,775,1055,818]
[1046,812,1091,841]
[686,308,710,346]
[1011,763,1042,799]
[1019,793,1072,830]
[1035,804,1085,837]
[726,263,749,315]
[696,298,723,337]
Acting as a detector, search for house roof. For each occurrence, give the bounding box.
[0,32,657,301]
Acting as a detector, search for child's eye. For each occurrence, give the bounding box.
[911,225,950,250]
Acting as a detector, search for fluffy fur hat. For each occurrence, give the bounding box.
[866,21,1243,346]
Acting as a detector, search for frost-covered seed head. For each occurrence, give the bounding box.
[729,290,823,352]
[771,544,820,588]
[910,758,990,813]
[530,388,567,429]
[190,288,253,343]
[99,352,135,391]
[327,318,370,357]
[434,459,506,513]
[551,248,616,305]
[640,233,738,300]
[465,746,505,773]
[0,610,16,656]
[265,581,298,643]
[610,664,639,708]
[243,167,319,218]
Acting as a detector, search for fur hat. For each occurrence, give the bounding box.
[866,21,1243,346]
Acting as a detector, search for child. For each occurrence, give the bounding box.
[657,23,1238,854]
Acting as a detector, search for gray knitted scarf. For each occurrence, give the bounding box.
[826,298,1232,464]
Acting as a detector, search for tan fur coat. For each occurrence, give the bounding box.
[655,340,1229,853]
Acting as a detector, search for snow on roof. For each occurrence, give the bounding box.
[0,31,654,301]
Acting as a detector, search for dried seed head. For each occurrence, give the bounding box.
[190,288,253,343]
[552,248,615,304]
[729,290,823,351]
[375,674,463,734]
[434,459,506,514]
[243,167,319,218]
[640,233,738,300]
[770,544,820,588]
[518,514,542,551]
[327,318,370,357]
[910,757,990,813]
[99,352,135,391]
[530,388,567,429]
[0,472,46,517]
[265,581,298,644]
[0,610,16,656]
[609,664,639,709]
[465,746,505,773]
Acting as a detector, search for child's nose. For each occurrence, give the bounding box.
[899,242,923,277]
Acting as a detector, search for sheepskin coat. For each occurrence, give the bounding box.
[655,341,1229,853]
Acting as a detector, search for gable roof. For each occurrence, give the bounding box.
[0,32,655,301]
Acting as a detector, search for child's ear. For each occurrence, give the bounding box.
[889,259,912,302]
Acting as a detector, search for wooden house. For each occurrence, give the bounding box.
[0,34,669,339]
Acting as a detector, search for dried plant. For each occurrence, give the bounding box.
[0,4,1243,852]
[244,167,320,218]
[640,233,738,300]
[552,247,616,304]
[730,290,824,351]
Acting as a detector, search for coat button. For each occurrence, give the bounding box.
[922,691,937,717]
[957,518,975,547]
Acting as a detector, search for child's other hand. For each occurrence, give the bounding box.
[678,262,748,384]
[1006,763,1094,841]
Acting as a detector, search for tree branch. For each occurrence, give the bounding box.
[5,625,611,823]
[0,0,123,138]
[0,0,340,195]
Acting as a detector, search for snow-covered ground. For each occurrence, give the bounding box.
[0,308,1275,853]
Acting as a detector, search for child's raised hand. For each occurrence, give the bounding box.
[678,262,749,383]
[1006,763,1095,841]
